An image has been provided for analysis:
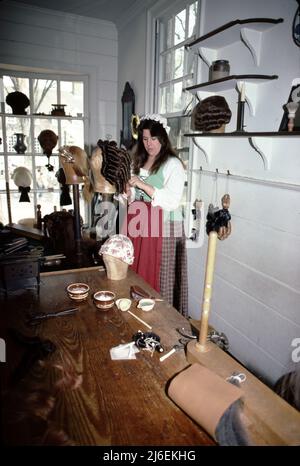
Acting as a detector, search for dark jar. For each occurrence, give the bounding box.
[13,133,27,154]
[210,60,230,81]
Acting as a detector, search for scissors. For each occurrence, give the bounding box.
[27,308,78,326]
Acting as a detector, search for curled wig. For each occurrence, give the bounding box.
[192,96,232,132]
[97,140,131,194]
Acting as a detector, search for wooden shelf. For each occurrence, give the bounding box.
[184,74,278,94]
[0,112,84,120]
[185,75,278,116]
[186,18,283,66]
[184,131,300,137]
[187,18,283,50]
[7,223,45,241]
[184,17,290,173]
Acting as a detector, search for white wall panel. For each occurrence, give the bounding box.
[0,1,118,143]
[187,0,300,384]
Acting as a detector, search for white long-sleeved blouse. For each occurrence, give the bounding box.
[131,157,185,212]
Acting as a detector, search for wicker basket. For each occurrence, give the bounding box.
[103,254,128,280]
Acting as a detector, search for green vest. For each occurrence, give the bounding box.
[135,165,183,222]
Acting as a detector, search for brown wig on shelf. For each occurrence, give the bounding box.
[132,118,180,175]
[192,95,232,132]
[97,139,131,194]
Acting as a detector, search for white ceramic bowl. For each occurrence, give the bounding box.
[115,298,132,312]
[137,298,155,312]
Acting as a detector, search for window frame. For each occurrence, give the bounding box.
[155,0,200,117]
[148,0,202,236]
[0,69,89,226]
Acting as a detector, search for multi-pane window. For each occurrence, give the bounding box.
[0,72,87,226]
[158,1,198,114]
[157,1,199,163]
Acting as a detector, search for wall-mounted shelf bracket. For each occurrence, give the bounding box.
[185,75,278,116]
[248,136,272,169]
[191,137,211,165]
[187,18,284,67]
[240,27,263,66]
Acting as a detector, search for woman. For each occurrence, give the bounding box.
[123,113,188,316]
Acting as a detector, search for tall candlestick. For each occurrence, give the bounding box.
[240,82,245,102]
[236,83,245,131]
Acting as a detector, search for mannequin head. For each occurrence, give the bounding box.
[90,146,116,194]
[59,145,88,185]
[55,167,72,206]
[12,166,32,202]
[99,234,134,280]
[59,145,92,201]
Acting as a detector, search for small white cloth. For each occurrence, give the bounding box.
[110,341,140,360]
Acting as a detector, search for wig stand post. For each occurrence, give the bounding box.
[5,181,12,224]
[72,184,83,266]
[196,231,218,353]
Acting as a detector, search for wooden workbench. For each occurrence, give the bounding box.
[0,267,214,446]
[7,222,45,241]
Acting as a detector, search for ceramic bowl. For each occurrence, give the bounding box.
[137,298,155,312]
[115,298,132,312]
[66,282,90,301]
[93,290,116,310]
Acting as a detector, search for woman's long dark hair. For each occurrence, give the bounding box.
[132,118,181,175]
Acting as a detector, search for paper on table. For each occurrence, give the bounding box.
[110,341,140,360]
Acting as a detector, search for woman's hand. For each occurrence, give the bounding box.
[129,176,155,200]
[129,176,143,189]
[124,182,132,203]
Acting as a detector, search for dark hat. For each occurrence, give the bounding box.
[6,91,30,115]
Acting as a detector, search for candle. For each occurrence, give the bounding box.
[240,82,245,102]
[0,77,4,113]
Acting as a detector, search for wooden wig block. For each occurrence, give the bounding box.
[186,340,300,445]
[103,254,128,280]
[168,363,242,441]
[59,145,88,185]
[90,147,116,194]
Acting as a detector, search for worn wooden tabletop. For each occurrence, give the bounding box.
[0,267,214,446]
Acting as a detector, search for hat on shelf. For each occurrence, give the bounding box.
[38,129,58,171]
[6,91,30,115]
[12,166,32,202]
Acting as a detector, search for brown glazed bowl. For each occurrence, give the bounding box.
[93,290,116,310]
[66,282,90,301]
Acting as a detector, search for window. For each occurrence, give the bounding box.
[156,1,199,166]
[153,0,200,228]
[0,71,88,226]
